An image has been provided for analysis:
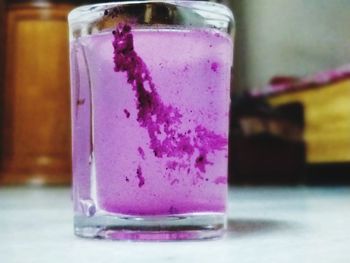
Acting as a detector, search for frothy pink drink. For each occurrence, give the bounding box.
[71,24,233,217]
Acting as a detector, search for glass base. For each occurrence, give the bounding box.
[74,213,226,241]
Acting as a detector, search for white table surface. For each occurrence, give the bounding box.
[1,187,349,263]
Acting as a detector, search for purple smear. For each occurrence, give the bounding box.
[138,147,145,160]
[136,166,145,187]
[123,109,130,118]
[211,62,218,72]
[214,176,227,185]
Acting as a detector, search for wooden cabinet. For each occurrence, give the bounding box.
[268,79,350,164]
[0,1,5,155]
[1,2,74,185]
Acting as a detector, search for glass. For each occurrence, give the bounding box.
[68,0,234,240]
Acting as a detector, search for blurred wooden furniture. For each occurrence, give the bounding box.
[0,0,5,150]
[0,1,74,185]
[230,94,306,185]
[266,70,350,164]
[230,66,350,185]
[0,1,5,184]
[0,0,4,78]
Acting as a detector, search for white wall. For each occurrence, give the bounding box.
[232,0,350,90]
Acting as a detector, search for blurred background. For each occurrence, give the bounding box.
[1,0,350,186]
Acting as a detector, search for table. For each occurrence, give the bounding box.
[1,187,349,263]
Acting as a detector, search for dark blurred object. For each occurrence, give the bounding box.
[230,65,350,185]
[0,0,75,185]
[306,163,350,185]
[263,65,350,165]
[266,66,350,185]
[229,93,306,185]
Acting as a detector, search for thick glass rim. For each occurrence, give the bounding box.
[68,1,234,27]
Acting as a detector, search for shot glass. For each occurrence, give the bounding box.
[68,0,234,240]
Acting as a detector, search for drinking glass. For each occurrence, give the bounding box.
[68,0,234,240]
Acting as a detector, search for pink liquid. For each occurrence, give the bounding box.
[71,26,233,216]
